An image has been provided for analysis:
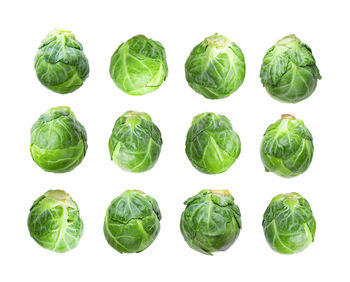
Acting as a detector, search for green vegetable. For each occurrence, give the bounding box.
[109,35,168,95]
[260,114,313,178]
[28,190,83,253]
[260,34,321,103]
[185,112,241,174]
[104,190,161,253]
[34,29,89,94]
[263,192,316,254]
[30,106,88,173]
[180,190,241,255]
[109,111,162,172]
[185,33,245,99]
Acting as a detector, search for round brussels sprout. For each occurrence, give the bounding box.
[28,190,84,253]
[30,106,88,173]
[109,35,168,95]
[104,190,161,253]
[260,114,313,178]
[260,34,321,103]
[109,111,162,172]
[185,112,241,174]
[262,192,316,254]
[185,33,245,99]
[180,190,241,255]
[34,29,89,94]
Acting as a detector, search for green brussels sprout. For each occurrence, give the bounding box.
[262,192,316,254]
[185,33,245,99]
[34,29,89,94]
[30,106,88,173]
[109,111,162,172]
[180,190,241,255]
[260,34,321,103]
[104,190,161,253]
[109,35,168,95]
[185,112,241,174]
[28,190,84,253]
[260,114,313,178]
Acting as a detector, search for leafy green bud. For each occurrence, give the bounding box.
[262,192,316,254]
[104,190,161,253]
[180,190,241,255]
[110,35,168,95]
[34,29,89,94]
[185,112,241,174]
[30,106,88,173]
[260,34,321,103]
[260,114,313,178]
[185,33,245,99]
[28,190,84,253]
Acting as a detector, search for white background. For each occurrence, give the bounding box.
[0,0,348,281]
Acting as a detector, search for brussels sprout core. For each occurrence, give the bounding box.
[263,192,316,254]
[210,189,230,196]
[276,34,300,47]
[281,114,295,120]
[46,190,73,206]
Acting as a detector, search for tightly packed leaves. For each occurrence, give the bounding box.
[110,35,168,95]
[109,111,162,172]
[28,190,84,253]
[186,112,241,174]
[260,34,321,103]
[104,190,161,253]
[262,192,316,254]
[185,33,245,99]
[180,190,241,255]
[30,106,88,173]
[260,114,313,178]
[34,29,89,94]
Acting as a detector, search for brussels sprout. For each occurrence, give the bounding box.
[30,106,88,173]
[28,190,84,253]
[109,111,162,172]
[34,29,89,94]
[104,190,161,253]
[185,112,241,174]
[260,34,321,103]
[109,35,168,95]
[263,192,316,254]
[185,33,245,99]
[180,190,241,255]
[260,114,313,178]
